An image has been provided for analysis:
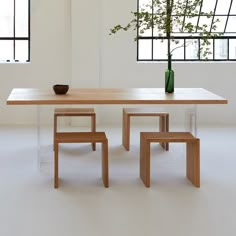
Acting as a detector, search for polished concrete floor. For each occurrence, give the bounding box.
[0,125,235,236]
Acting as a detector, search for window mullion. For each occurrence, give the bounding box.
[184,38,186,60]
[224,0,233,33]
[195,0,203,33]
[227,38,229,60]
[13,0,16,60]
[181,0,188,31]
[213,38,215,60]
[28,0,31,61]
[210,0,219,33]
[137,0,139,61]
[198,38,200,60]
[151,0,154,60]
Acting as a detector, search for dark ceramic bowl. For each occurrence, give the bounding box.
[53,84,69,95]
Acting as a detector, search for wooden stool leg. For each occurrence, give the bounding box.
[165,114,169,151]
[54,143,59,188]
[122,110,130,151]
[91,114,96,151]
[159,115,166,150]
[186,139,200,187]
[102,140,109,187]
[140,134,150,187]
[159,115,169,151]
[53,114,57,151]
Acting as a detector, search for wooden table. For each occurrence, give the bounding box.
[6,87,227,167]
[7,88,227,105]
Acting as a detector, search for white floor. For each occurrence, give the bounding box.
[0,125,236,236]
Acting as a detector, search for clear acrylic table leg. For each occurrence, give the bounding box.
[185,105,198,137]
[37,105,42,169]
[37,105,54,170]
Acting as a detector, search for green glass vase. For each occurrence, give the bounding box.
[165,69,174,93]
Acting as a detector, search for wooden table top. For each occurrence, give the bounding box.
[6,88,228,105]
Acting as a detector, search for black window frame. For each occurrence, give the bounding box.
[137,0,236,62]
[0,0,30,62]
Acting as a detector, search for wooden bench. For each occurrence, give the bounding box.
[54,108,96,150]
[140,132,200,187]
[122,108,169,151]
[54,132,109,188]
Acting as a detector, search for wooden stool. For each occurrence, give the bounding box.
[122,108,169,151]
[140,132,200,187]
[54,108,96,151]
[54,132,109,188]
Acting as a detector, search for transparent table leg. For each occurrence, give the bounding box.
[185,105,198,137]
[37,105,42,169]
[37,105,54,170]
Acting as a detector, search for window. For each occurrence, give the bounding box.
[0,0,30,62]
[137,0,236,61]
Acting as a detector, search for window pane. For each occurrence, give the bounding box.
[153,19,165,37]
[138,39,152,60]
[139,0,151,4]
[172,16,184,33]
[215,39,228,59]
[198,16,213,32]
[215,0,232,15]
[186,0,201,15]
[173,0,191,15]
[225,16,236,32]
[139,0,152,36]
[186,39,199,59]
[230,0,236,14]
[183,16,198,33]
[200,39,213,60]
[139,27,152,37]
[139,0,152,13]
[171,39,184,59]
[153,39,167,59]
[15,40,28,61]
[0,0,14,37]
[229,39,236,59]
[0,40,13,60]
[15,0,28,37]
[201,0,216,13]
[212,16,227,32]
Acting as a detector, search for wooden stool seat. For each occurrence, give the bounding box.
[122,108,169,151]
[140,132,200,187]
[54,108,96,150]
[54,132,109,188]
[54,108,95,116]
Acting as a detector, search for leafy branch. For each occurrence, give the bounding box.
[110,0,222,60]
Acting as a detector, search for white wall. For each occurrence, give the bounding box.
[0,0,71,125]
[0,0,235,126]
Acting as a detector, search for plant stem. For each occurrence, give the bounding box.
[166,66,171,90]
[168,53,172,70]
[166,0,172,71]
